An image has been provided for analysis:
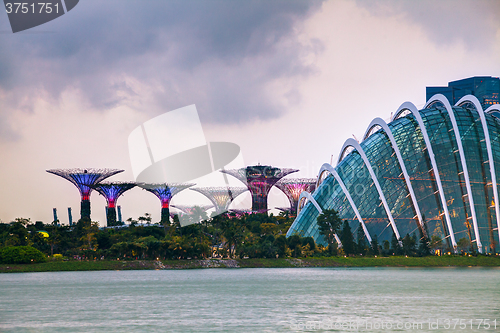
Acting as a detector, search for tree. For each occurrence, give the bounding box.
[316,209,342,248]
[457,237,471,253]
[138,213,152,225]
[371,234,380,256]
[45,225,60,256]
[80,221,99,252]
[402,233,416,256]
[391,232,402,255]
[356,224,368,255]
[220,216,245,258]
[430,235,443,252]
[417,229,431,256]
[340,220,356,255]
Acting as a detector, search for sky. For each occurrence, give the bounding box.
[1,0,499,226]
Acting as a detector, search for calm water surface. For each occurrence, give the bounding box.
[0,267,499,332]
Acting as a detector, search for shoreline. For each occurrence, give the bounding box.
[1,256,500,273]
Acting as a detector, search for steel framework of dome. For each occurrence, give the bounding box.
[287,94,500,254]
[94,182,136,226]
[190,187,248,214]
[46,168,123,221]
[221,165,298,211]
[275,178,316,215]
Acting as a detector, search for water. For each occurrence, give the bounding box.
[0,267,499,332]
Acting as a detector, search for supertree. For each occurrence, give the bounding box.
[190,187,248,215]
[221,165,298,211]
[140,183,194,225]
[275,178,316,215]
[46,168,124,221]
[94,182,136,227]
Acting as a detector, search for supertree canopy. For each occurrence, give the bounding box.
[190,187,248,214]
[275,178,316,215]
[94,182,136,226]
[140,183,194,224]
[46,168,124,221]
[221,165,298,211]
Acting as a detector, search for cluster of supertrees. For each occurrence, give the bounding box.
[46,165,317,227]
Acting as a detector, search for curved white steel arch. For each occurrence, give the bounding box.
[456,96,500,250]
[426,94,482,253]
[485,104,500,114]
[298,191,323,214]
[395,101,457,249]
[317,163,371,243]
[297,191,341,245]
[337,146,353,164]
[363,118,425,233]
[337,138,401,240]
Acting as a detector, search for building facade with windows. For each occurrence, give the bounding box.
[427,76,499,109]
[287,94,500,254]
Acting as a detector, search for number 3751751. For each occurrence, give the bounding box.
[5,2,60,14]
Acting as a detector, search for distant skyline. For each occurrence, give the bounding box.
[1,0,499,225]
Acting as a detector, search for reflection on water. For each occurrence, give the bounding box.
[0,267,499,332]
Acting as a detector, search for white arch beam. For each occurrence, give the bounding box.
[298,191,322,214]
[394,102,457,249]
[338,138,401,241]
[426,94,482,253]
[317,163,371,243]
[486,105,500,121]
[457,97,500,249]
[363,118,425,234]
[297,191,341,245]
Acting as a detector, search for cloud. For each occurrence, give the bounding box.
[354,0,500,51]
[0,0,324,139]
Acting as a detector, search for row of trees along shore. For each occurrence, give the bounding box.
[0,208,481,264]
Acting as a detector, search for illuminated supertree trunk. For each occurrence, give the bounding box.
[46,168,123,221]
[275,178,316,215]
[190,187,247,215]
[140,183,194,226]
[94,182,136,226]
[221,165,298,212]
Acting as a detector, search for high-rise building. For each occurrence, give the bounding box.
[426,76,499,109]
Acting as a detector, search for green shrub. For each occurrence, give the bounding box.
[0,246,47,264]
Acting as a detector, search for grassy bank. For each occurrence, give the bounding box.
[1,255,500,273]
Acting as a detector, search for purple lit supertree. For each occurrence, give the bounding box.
[190,187,248,215]
[94,182,136,226]
[46,168,124,221]
[140,183,194,225]
[275,178,316,215]
[221,165,298,212]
